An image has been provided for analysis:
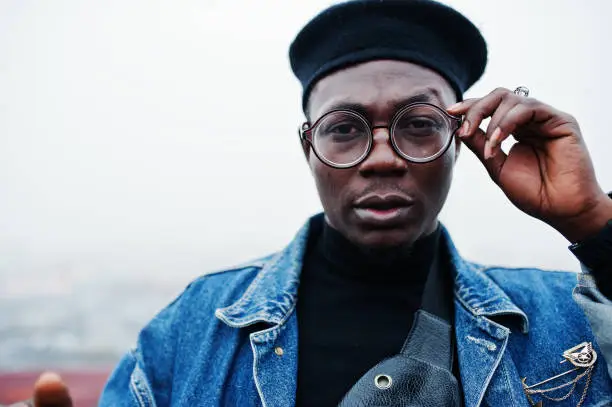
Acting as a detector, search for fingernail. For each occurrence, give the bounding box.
[459,120,470,137]
[492,146,501,158]
[448,102,463,111]
[484,140,492,159]
[490,127,502,148]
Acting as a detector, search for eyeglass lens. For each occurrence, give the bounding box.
[312,105,454,166]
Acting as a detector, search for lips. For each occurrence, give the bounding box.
[353,193,415,210]
[353,193,415,225]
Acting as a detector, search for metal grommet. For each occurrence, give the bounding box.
[374,374,392,390]
[274,347,284,356]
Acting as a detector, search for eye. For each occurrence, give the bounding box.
[404,117,437,130]
[320,120,367,142]
[327,122,360,135]
[395,115,444,138]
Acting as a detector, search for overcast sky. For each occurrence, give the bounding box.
[1,0,611,293]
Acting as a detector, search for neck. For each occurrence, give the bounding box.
[317,219,441,283]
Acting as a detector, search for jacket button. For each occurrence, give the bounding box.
[274,347,284,356]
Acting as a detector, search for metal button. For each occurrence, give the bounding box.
[274,347,284,356]
[374,374,392,390]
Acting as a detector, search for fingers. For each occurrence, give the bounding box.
[448,87,509,137]
[448,88,571,159]
[487,103,537,152]
[33,372,72,407]
[459,127,507,183]
[484,98,521,159]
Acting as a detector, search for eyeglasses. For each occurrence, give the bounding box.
[299,103,462,169]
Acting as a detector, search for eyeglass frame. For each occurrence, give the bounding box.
[298,102,463,169]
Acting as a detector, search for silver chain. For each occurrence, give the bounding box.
[523,365,594,406]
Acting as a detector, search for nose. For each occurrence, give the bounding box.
[359,127,408,177]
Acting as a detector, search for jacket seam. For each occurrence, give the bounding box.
[500,355,519,406]
[187,263,266,291]
[130,363,155,407]
[250,338,268,407]
[454,289,480,317]
[248,296,299,407]
[215,309,273,328]
[474,319,510,407]
[482,266,570,274]
[217,252,285,321]
[485,310,529,334]
[456,266,530,332]
[202,258,269,279]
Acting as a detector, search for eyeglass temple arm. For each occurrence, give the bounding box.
[298,123,312,141]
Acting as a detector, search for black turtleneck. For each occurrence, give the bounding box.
[295,217,444,407]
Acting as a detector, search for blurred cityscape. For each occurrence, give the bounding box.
[0,264,197,372]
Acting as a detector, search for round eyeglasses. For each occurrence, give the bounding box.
[298,103,462,169]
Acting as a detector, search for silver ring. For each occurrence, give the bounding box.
[514,86,530,97]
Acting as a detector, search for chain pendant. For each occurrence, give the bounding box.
[521,342,596,407]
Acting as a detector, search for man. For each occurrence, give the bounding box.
[22,0,612,406]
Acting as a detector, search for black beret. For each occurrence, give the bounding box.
[289,0,488,112]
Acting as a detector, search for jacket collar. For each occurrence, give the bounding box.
[216,214,529,333]
[442,227,529,334]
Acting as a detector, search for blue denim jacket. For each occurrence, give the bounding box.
[100,216,612,406]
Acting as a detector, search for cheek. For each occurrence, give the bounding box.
[310,160,351,212]
[432,149,456,197]
[413,147,456,199]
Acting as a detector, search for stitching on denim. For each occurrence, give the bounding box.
[216,245,303,327]
[486,310,530,334]
[219,222,310,320]
[250,334,268,407]
[128,351,145,407]
[130,378,146,407]
[454,264,530,332]
[455,290,479,318]
[203,256,270,278]
[223,251,286,314]
[215,309,271,328]
[248,299,298,407]
[249,296,298,343]
[500,357,518,406]
[473,318,509,407]
[130,364,155,407]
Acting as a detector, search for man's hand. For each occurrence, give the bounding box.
[29,372,73,407]
[447,88,612,242]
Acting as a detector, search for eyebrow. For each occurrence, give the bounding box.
[321,92,440,119]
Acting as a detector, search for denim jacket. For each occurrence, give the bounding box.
[100,216,612,406]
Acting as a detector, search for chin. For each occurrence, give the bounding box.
[351,227,418,249]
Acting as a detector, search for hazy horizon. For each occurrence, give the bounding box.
[1,0,611,369]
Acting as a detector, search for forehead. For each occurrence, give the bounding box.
[308,60,456,120]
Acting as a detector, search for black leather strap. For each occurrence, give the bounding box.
[338,234,461,406]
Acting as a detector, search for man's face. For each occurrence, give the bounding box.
[305,60,459,248]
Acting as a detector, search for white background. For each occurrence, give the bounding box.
[0,0,611,367]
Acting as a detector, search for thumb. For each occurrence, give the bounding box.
[459,127,507,183]
[33,372,73,407]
